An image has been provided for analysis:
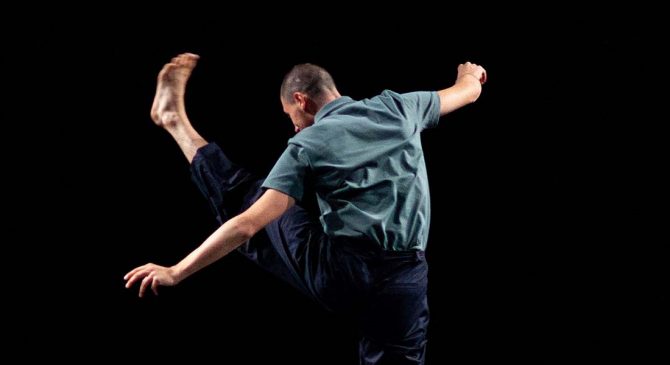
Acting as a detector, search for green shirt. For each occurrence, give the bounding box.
[262,90,440,251]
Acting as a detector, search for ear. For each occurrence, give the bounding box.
[293,92,307,111]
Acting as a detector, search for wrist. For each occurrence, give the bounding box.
[170,265,186,284]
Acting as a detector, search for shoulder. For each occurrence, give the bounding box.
[369,89,429,107]
[360,89,406,113]
[373,89,402,101]
[288,127,323,151]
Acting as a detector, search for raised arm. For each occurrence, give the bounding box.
[124,189,295,297]
[437,62,487,116]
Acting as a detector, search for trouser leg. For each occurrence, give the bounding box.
[190,143,261,224]
[357,252,430,365]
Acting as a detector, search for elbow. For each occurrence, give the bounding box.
[239,221,256,242]
[231,216,257,242]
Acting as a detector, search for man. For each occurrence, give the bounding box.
[125,53,486,364]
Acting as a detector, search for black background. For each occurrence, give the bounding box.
[8,9,665,364]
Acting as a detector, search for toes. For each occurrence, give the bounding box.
[177,53,199,68]
[183,53,200,61]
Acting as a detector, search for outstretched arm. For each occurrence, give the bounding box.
[124,189,295,297]
[438,62,487,116]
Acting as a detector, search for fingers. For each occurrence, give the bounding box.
[124,263,151,287]
[139,273,154,298]
[124,264,146,281]
[124,263,167,297]
[152,277,160,296]
[459,62,487,85]
[125,270,145,289]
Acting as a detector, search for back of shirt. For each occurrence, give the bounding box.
[263,90,440,251]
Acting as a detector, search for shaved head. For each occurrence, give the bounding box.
[280,63,337,103]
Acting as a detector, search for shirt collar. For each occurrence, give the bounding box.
[314,96,354,123]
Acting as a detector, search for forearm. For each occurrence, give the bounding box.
[164,189,294,285]
[437,75,482,116]
[172,216,254,282]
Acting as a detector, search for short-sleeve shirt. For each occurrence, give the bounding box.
[262,90,440,251]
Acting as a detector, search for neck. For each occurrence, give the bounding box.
[315,89,342,110]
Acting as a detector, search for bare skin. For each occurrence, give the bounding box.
[150,53,207,163]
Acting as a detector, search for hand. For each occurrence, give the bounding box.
[457,62,487,85]
[124,263,180,297]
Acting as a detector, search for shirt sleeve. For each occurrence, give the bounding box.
[399,91,441,130]
[261,143,310,202]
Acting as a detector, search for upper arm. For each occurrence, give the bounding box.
[238,189,295,235]
[262,143,311,202]
[397,91,441,130]
[243,143,309,235]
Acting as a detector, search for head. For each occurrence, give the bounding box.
[280,63,340,133]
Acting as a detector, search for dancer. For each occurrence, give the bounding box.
[125,52,486,364]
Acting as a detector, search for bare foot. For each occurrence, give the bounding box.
[150,53,200,129]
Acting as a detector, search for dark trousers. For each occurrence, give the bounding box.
[191,143,429,365]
